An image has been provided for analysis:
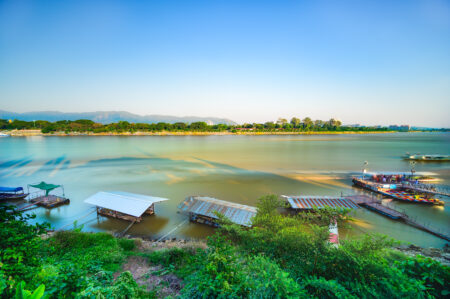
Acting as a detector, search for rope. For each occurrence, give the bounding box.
[155,219,188,243]
[56,209,97,232]
[118,220,136,237]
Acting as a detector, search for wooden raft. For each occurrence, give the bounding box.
[30,195,70,208]
[97,204,155,223]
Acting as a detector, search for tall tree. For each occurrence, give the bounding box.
[302,117,313,130]
[277,118,288,125]
[290,117,301,127]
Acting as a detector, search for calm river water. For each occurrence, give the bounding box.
[1,133,449,247]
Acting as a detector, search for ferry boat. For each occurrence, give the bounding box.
[352,177,444,205]
[0,132,10,137]
[403,153,450,162]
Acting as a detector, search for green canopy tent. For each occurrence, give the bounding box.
[28,182,64,196]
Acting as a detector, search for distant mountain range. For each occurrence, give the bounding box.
[0,110,237,125]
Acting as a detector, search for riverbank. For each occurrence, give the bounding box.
[2,197,449,298]
[5,129,398,136]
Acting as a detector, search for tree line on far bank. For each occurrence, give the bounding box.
[1,117,391,133]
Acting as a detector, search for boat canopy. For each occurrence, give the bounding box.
[0,186,23,193]
[84,191,170,217]
[28,182,61,196]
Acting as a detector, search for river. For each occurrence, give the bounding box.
[1,132,449,247]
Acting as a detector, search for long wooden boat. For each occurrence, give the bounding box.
[0,187,28,200]
[403,154,450,162]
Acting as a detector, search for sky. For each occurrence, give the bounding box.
[0,0,449,127]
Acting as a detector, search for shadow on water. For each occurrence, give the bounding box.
[0,155,73,178]
[0,157,34,176]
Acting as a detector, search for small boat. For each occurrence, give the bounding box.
[0,133,10,137]
[0,186,28,200]
[403,153,450,162]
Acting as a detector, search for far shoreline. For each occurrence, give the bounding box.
[1,129,407,137]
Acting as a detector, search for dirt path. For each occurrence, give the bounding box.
[115,255,183,298]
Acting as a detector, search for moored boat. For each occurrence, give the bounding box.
[403,153,450,162]
[352,177,444,205]
[0,186,28,200]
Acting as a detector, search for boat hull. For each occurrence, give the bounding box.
[0,193,28,200]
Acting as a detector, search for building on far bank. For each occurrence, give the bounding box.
[388,125,410,132]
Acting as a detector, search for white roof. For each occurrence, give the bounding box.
[84,191,169,217]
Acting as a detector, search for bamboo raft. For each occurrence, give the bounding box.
[30,195,70,208]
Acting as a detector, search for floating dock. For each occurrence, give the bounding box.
[347,195,403,219]
[346,195,450,242]
[30,195,70,208]
[84,191,169,223]
[178,196,257,227]
[25,181,70,209]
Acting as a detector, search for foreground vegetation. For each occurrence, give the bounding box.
[0,117,393,134]
[1,196,449,298]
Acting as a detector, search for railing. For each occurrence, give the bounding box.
[26,190,65,201]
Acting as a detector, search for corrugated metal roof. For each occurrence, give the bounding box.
[85,191,169,217]
[178,196,257,227]
[281,195,359,210]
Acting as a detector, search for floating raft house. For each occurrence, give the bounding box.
[85,191,169,222]
[281,195,359,210]
[178,196,257,227]
[27,182,69,208]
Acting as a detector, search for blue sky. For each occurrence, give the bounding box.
[0,0,449,126]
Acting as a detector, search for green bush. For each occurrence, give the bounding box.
[180,235,248,298]
[217,195,448,298]
[78,271,155,299]
[180,235,304,299]
[395,255,450,298]
[0,205,49,296]
[244,255,305,298]
[118,238,136,251]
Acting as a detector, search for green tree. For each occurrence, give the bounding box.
[290,117,301,128]
[277,118,288,125]
[303,117,313,130]
[0,205,49,296]
[189,122,208,131]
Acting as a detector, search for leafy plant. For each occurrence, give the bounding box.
[0,204,49,295]
[14,282,45,299]
[395,255,450,298]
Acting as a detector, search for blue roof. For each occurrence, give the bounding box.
[0,187,23,192]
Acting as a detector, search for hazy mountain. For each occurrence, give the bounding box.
[0,110,237,125]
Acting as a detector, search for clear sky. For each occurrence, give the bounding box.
[1,0,449,127]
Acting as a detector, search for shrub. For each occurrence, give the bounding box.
[395,255,450,298]
[244,255,305,298]
[0,205,49,295]
[118,238,136,251]
[78,271,154,299]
